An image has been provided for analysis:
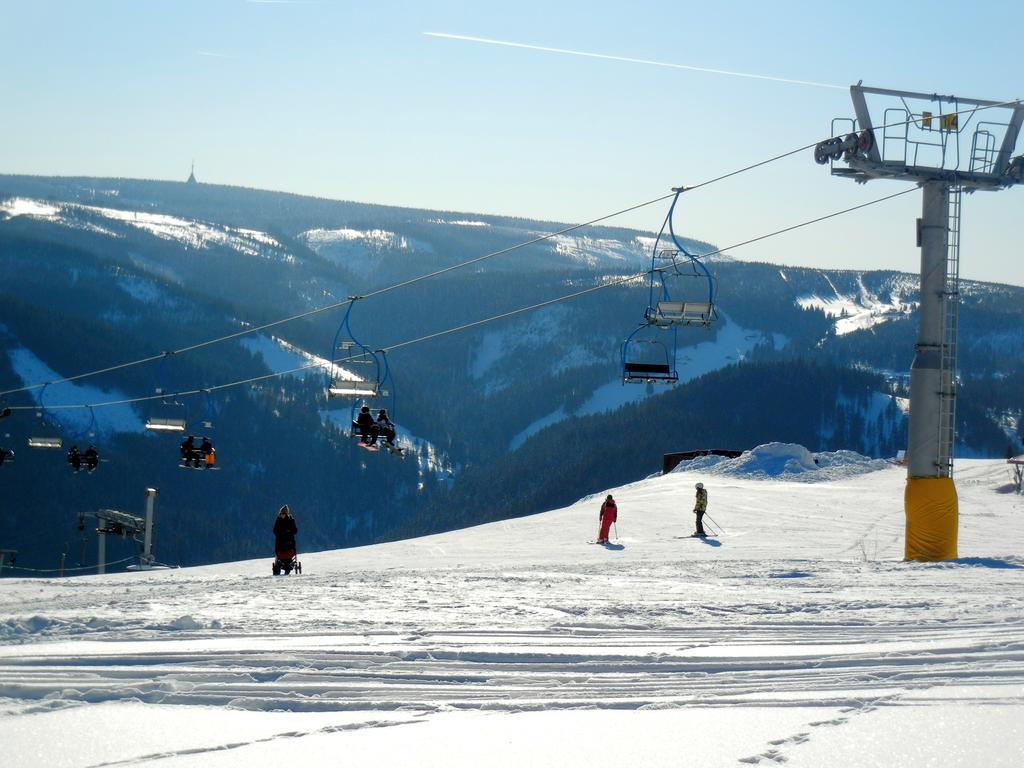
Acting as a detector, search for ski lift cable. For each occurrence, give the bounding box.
[4,186,917,413]
[4,556,135,575]
[3,99,1016,403]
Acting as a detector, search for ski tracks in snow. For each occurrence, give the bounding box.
[2,560,1023,726]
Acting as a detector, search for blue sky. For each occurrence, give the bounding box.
[3,0,1022,284]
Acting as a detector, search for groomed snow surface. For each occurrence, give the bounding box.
[1,444,1023,767]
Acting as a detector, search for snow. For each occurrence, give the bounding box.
[429,218,490,227]
[300,227,430,276]
[78,205,289,260]
[673,442,891,482]
[1,450,1022,766]
[0,197,61,219]
[115,274,173,305]
[551,234,648,268]
[470,306,579,390]
[797,273,915,336]
[0,197,290,261]
[4,347,145,436]
[239,334,357,383]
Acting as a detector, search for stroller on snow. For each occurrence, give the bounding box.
[273,546,302,576]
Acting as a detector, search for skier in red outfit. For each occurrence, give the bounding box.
[597,494,617,544]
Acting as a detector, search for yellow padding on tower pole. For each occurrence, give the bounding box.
[904,477,958,561]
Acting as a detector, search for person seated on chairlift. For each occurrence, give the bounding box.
[1,446,14,466]
[200,436,215,468]
[67,444,82,471]
[375,409,397,446]
[352,405,379,445]
[84,445,99,472]
[180,435,201,467]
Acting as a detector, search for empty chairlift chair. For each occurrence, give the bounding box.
[27,385,64,449]
[145,394,188,433]
[622,333,679,385]
[145,354,188,433]
[649,299,715,329]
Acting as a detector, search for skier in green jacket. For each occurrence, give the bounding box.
[693,482,708,537]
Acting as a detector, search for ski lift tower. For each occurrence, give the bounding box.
[816,85,1024,561]
[83,488,164,573]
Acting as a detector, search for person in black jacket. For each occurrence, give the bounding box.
[352,405,379,445]
[274,505,297,553]
[180,435,200,467]
[273,505,299,575]
[375,409,397,447]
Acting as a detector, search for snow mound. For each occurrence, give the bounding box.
[673,442,890,482]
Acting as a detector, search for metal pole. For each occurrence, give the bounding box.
[142,488,158,568]
[97,531,106,575]
[904,181,958,560]
[907,182,949,478]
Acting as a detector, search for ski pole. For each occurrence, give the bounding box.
[704,514,725,533]
[613,521,619,541]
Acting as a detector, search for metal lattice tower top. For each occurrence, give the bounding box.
[818,85,1024,190]
[816,85,1023,482]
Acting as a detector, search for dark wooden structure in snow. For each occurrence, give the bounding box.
[662,449,742,475]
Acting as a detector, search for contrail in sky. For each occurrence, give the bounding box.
[424,32,846,90]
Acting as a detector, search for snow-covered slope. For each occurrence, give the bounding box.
[1,197,292,262]
[1,445,1022,767]
[796,271,917,336]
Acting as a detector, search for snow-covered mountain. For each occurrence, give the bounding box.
[2,445,1022,767]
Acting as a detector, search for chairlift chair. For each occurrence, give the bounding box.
[643,192,718,330]
[622,330,679,385]
[27,384,64,449]
[328,379,382,399]
[649,300,716,329]
[28,434,63,450]
[145,396,188,433]
[145,355,188,433]
[325,299,385,400]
